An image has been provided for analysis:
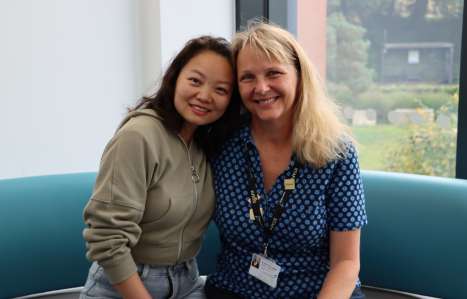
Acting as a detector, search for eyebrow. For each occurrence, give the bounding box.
[190,69,232,86]
[237,65,286,77]
[241,66,285,73]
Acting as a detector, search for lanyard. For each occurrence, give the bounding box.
[244,142,302,257]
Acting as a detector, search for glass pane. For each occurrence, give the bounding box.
[326,0,462,178]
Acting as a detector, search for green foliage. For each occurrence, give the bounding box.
[418,93,452,110]
[368,84,459,95]
[351,125,412,171]
[354,90,422,123]
[327,84,354,104]
[326,13,374,94]
[387,91,419,108]
[355,91,397,122]
[384,97,458,177]
[430,0,464,17]
[328,83,459,124]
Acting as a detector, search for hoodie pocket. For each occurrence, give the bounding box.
[139,195,195,244]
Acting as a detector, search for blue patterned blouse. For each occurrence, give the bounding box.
[205,117,368,299]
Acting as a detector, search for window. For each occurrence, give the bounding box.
[235,0,466,179]
[326,0,463,178]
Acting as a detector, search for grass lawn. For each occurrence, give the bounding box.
[350,125,412,171]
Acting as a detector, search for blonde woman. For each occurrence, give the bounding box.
[205,22,367,299]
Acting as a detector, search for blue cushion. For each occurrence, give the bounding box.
[360,170,467,299]
[2,170,466,299]
[0,173,97,299]
[197,221,221,275]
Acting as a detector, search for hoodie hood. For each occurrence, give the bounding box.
[115,109,163,133]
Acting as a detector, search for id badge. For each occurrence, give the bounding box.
[248,253,281,288]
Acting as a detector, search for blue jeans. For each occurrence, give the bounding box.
[80,258,205,299]
[350,286,365,299]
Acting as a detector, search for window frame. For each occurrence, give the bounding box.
[455,2,467,180]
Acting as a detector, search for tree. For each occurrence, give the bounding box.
[330,0,463,24]
[429,0,464,18]
[411,0,429,23]
[326,13,374,94]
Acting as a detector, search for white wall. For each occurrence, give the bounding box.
[159,0,235,70]
[140,0,235,94]
[0,0,234,180]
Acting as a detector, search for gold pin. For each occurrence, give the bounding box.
[249,208,263,220]
[248,195,261,204]
[284,178,295,190]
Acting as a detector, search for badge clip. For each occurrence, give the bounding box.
[284,178,295,190]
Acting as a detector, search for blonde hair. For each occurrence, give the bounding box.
[232,20,355,168]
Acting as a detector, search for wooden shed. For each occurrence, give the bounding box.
[381,42,454,84]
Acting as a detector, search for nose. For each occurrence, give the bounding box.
[254,78,270,95]
[197,86,212,103]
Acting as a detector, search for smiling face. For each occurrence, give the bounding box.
[174,51,234,134]
[237,45,298,125]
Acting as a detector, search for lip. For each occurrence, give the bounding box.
[190,104,211,116]
[255,97,278,106]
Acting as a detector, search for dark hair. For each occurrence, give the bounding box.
[130,35,241,155]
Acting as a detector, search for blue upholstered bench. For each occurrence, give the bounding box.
[1,171,466,299]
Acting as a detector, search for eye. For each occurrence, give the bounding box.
[269,71,280,76]
[216,87,231,94]
[190,78,200,84]
[240,74,253,81]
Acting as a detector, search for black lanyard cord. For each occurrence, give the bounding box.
[244,142,303,256]
[245,142,266,228]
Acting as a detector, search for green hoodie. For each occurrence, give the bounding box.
[83,109,215,284]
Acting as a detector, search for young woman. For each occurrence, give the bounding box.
[80,36,240,299]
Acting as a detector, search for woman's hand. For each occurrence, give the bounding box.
[114,272,152,299]
[317,228,361,299]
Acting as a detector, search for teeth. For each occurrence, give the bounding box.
[192,105,209,112]
[258,97,276,104]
